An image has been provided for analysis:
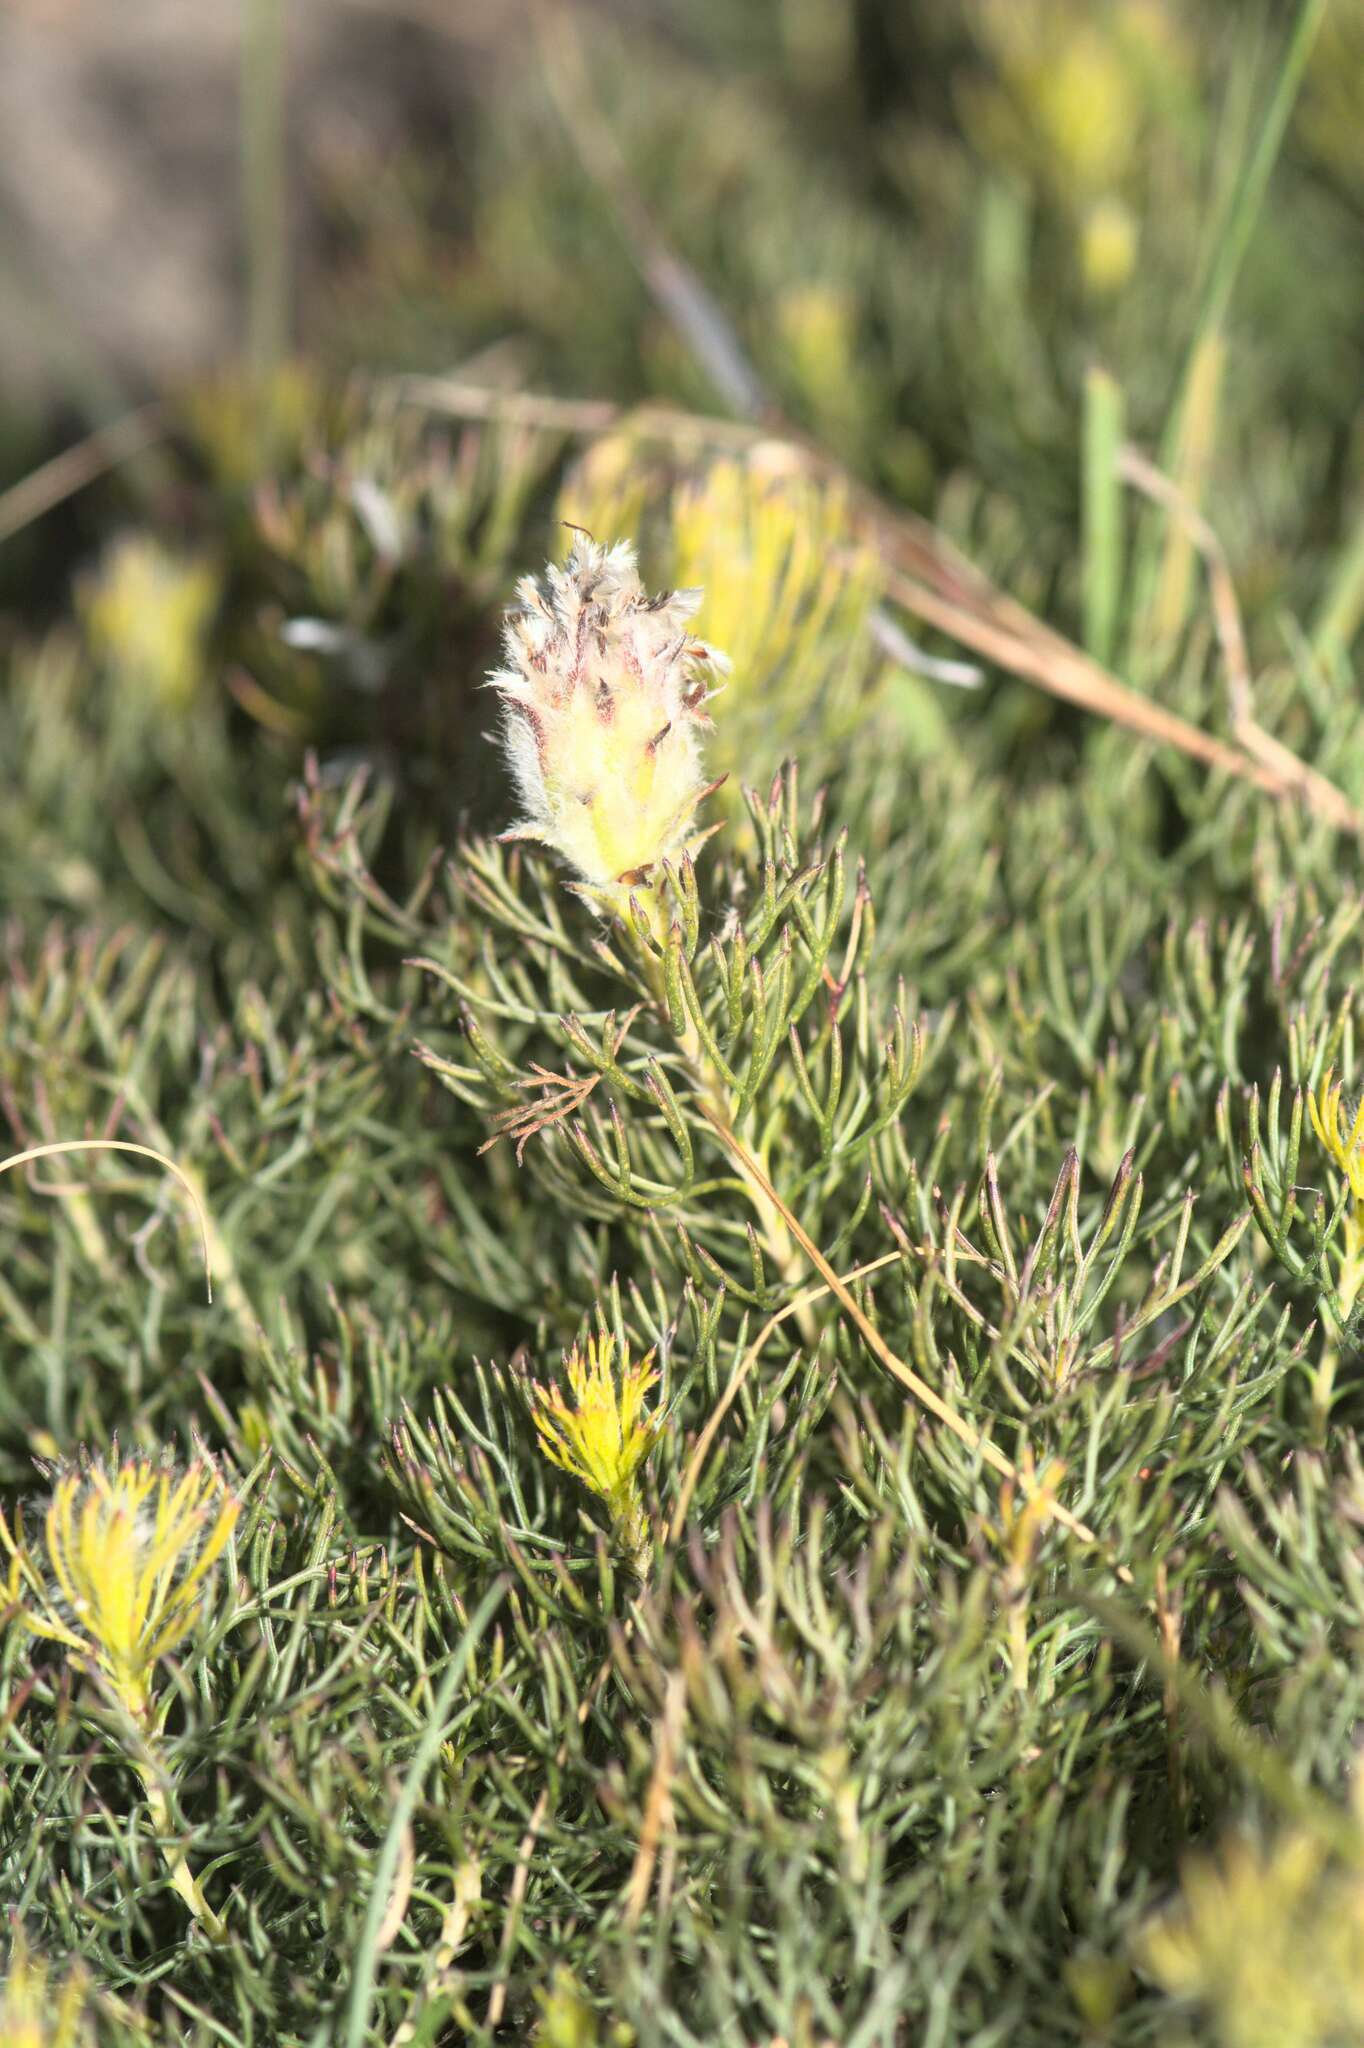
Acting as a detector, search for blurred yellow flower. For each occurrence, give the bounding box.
[669,454,878,746]
[1140,1827,1364,2048]
[1081,195,1139,296]
[530,1334,660,1575]
[773,283,865,443]
[1024,24,1135,190]
[556,435,660,562]
[1,1456,238,1719]
[962,0,1189,207]
[0,1926,93,2048]
[80,533,219,715]
[963,4,1135,194]
[555,446,881,782]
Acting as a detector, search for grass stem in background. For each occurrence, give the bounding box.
[242,0,290,392]
[1127,0,1328,672]
[1082,366,1125,668]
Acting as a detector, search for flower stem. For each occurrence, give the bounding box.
[636,884,817,1342]
[135,1755,227,1944]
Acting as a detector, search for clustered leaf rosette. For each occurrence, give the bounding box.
[488,535,727,916]
[0,1454,238,1720]
[530,1333,660,1575]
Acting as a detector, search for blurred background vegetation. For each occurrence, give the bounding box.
[5,8,1364,2040]
[3,0,1362,854]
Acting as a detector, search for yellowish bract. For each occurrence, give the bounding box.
[0,1457,238,1718]
[1081,195,1139,297]
[530,1334,660,1575]
[555,449,881,777]
[80,533,220,715]
[0,1927,92,2048]
[1140,1827,1364,2048]
[1308,1068,1364,1316]
[668,456,877,738]
[488,536,725,913]
[1309,1070,1364,1205]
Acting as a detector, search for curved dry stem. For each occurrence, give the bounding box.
[0,1140,213,1301]
[699,1107,1133,1584]
[0,404,166,547]
[669,1251,901,1543]
[1119,440,1360,832]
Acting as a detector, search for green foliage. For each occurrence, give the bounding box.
[5,3,1364,2043]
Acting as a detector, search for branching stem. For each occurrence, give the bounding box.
[701,1106,1134,1586]
[635,883,817,1340]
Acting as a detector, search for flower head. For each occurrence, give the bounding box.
[1081,195,1139,296]
[1309,1070,1364,1205]
[1139,1826,1364,2048]
[555,450,880,774]
[489,536,726,912]
[80,532,219,715]
[1308,1069,1364,1316]
[0,1925,93,2048]
[993,1453,1069,1575]
[530,1333,660,1573]
[0,1455,238,1718]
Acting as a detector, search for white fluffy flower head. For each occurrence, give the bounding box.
[488,535,727,910]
